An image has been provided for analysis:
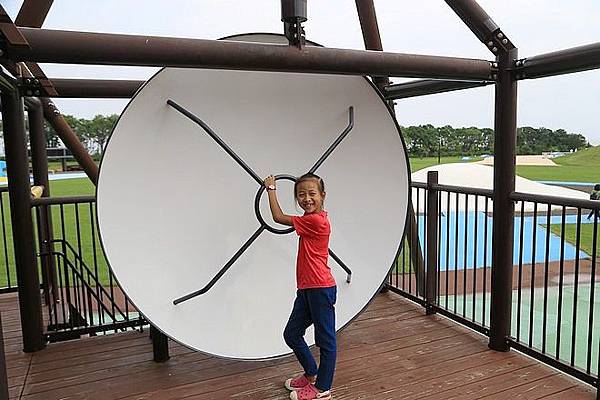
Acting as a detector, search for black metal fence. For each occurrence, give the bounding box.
[31,196,145,341]
[0,187,17,294]
[389,176,600,390]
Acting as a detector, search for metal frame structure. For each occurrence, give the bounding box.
[0,0,599,394]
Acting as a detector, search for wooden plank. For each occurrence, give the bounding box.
[0,290,591,400]
[477,374,584,399]
[419,364,561,399]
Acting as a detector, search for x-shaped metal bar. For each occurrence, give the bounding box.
[168,99,354,305]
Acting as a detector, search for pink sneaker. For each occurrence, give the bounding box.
[289,383,331,400]
[285,374,312,391]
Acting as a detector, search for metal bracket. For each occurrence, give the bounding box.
[513,58,527,80]
[284,20,306,49]
[18,76,44,96]
[484,29,516,56]
[17,75,57,97]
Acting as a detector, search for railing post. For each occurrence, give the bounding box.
[150,325,170,362]
[443,0,518,352]
[0,312,8,400]
[28,99,57,305]
[1,90,46,352]
[489,47,518,352]
[426,171,439,315]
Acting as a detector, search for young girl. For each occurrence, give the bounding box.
[264,173,336,400]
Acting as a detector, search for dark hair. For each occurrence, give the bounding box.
[294,173,325,197]
[595,184,600,191]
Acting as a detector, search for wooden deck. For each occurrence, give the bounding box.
[2,291,596,399]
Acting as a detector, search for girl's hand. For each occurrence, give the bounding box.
[264,175,276,189]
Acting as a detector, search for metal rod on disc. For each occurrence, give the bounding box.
[328,249,352,283]
[173,225,265,305]
[167,99,264,186]
[309,106,354,173]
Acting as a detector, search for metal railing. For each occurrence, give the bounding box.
[389,175,600,390]
[32,196,145,341]
[0,187,17,293]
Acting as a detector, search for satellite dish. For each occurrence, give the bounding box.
[97,33,410,360]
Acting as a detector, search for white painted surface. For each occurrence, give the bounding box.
[97,36,409,360]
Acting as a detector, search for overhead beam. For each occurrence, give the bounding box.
[49,78,143,98]
[384,79,492,100]
[516,42,600,80]
[15,0,54,28]
[4,27,494,81]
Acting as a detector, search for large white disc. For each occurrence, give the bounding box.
[97,34,410,359]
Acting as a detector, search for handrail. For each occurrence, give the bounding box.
[31,195,95,206]
[48,251,123,323]
[510,191,600,209]
[433,183,493,197]
[47,239,128,319]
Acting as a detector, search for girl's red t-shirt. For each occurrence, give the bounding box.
[291,210,336,289]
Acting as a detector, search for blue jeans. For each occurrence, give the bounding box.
[283,286,337,391]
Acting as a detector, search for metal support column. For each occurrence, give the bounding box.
[28,99,57,305]
[1,90,45,352]
[150,325,170,362]
[425,171,439,315]
[489,46,518,352]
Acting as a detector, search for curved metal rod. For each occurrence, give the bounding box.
[173,225,265,305]
[167,99,263,186]
[309,106,354,173]
[328,249,352,283]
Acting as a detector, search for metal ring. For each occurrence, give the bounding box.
[254,174,297,235]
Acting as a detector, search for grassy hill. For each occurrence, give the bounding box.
[516,146,600,183]
[553,146,600,167]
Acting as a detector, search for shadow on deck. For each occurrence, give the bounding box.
[2,291,596,399]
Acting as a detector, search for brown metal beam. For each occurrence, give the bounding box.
[15,0,54,28]
[41,98,99,184]
[49,78,143,98]
[5,27,494,80]
[384,79,492,100]
[444,0,515,55]
[516,42,600,80]
[355,0,390,90]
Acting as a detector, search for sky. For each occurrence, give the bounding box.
[3,0,600,144]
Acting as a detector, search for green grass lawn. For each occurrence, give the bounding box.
[548,223,600,256]
[516,146,600,183]
[409,156,482,172]
[0,178,102,288]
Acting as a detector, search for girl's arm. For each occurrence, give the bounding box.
[264,175,294,226]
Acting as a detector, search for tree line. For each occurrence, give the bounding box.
[0,116,591,158]
[402,124,589,157]
[44,114,119,157]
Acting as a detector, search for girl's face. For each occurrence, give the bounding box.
[295,179,325,214]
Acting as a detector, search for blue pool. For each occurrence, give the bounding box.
[416,213,593,270]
